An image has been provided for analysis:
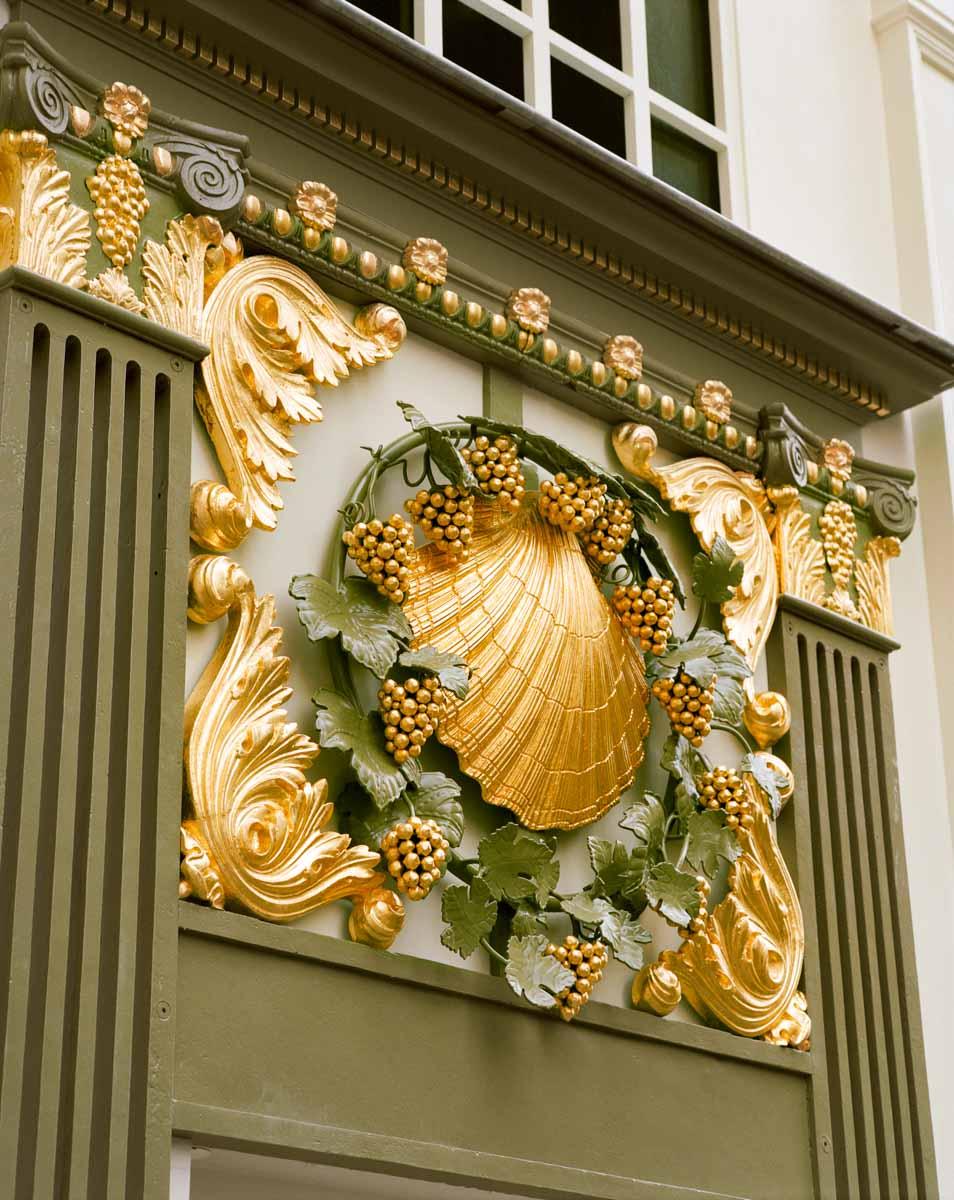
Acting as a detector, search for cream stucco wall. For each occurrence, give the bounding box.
[736,1,954,1192]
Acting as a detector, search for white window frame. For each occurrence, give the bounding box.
[407,0,746,222]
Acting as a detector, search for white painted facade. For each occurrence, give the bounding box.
[180,2,954,1195]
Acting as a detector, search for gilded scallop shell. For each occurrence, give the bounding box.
[405,499,649,830]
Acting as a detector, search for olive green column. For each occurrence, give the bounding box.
[0,268,203,1199]
[769,595,939,1200]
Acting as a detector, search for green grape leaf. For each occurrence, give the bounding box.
[561,892,613,928]
[511,905,548,936]
[600,907,652,969]
[712,675,745,726]
[334,782,392,849]
[337,772,465,849]
[313,689,409,807]
[440,878,498,958]
[661,734,708,820]
[587,838,648,903]
[685,810,742,876]
[505,934,575,1008]
[653,628,752,688]
[478,824,558,905]
[398,645,470,699]
[619,791,666,857]
[646,862,702,927]
[691,535,744,604]
[406,772,465,845]
[398,401,479,490]
[458,415,664,518]
[742,752,784,819]
[290,575,412,678]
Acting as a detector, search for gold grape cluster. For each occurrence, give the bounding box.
[539,474,607,534]
[611,578,676,654]
[378,676,445,764]
[546,935,608,1022]
[819,499,857,590]
[405,485,474,558]
[651,670,714,747]
[342,514,414,603]
[678,876,711,942]
[87,155,150,268]
[380,817,449,901]
[461,435,526,510]
[581,496,635,566]
[698,766,753,832]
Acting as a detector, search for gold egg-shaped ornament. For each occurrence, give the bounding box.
[404,497,650,830]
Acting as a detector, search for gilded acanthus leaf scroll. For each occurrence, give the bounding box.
[195,252,406,548]
[613,423,775,669]
[0,130,90,287]
[632,774,806,1039]
[182,554,381,921]
[141,212,229,339]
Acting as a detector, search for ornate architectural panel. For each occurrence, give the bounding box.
[183,555,381,921]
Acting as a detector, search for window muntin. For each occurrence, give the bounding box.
[346,0,734,215]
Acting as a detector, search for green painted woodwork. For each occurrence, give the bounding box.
[175,905,815,1200]
[770,597,939,1200]
[0,268,202,1199]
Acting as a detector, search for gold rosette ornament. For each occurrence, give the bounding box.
[507,286,551,334]
[292,180,338,231]
[101,81,151,140]
[603,334,643,381]
[404,498,650,830]
[403,237,448,286]
[694,380,733,425]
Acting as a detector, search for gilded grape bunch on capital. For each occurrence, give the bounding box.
[698,766,752,832]
[342,514,414,603]
[651,670,714,747]
[678,877,711,942]
[539,473,607,534]
[405,484,475,558]
[378,676,445,764]
[461,435,526,510]
[380,816,449,901]
[612,577,675,654]
[581,496,634,566]
[546,935,608,1022]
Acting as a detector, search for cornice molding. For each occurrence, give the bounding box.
[56,0,954,421]
[873,0,954,73]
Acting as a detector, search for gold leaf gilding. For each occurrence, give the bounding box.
[196,254,405,543]
[183,555,381,921]
[404,499,650,830]
[87,154,149,268]
[0,130,90,287]
[613,423,776,669]
[633,777,805,1038]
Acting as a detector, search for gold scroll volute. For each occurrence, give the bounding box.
[633,776,806,1038]
[182,554,382,920]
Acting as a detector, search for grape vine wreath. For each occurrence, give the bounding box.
[290,402,782,1024]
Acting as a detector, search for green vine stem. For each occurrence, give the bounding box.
[712,719,757,754]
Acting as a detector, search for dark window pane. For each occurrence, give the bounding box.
[651,119,720,210]
[549,0,622,69]
[646,0,714,122]
[442,1,525,101]
[551,57,626,158]
[346,0,414,37]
